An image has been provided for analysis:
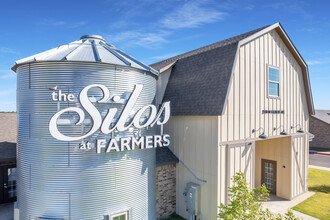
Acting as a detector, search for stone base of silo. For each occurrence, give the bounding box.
[156,164,177,219]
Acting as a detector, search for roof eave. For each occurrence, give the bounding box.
[12,60,159,76]
[159,61,176,74]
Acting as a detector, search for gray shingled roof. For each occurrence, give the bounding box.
[156,147,179,166]
[0,113,17,143]
[312,110,330,125]
[0,142,16,164]
[151,26,269,115]
[150,26,269,71]
[0,113,17,164]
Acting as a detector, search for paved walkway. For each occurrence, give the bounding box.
[262,192,318,219]
[0,202,13,220]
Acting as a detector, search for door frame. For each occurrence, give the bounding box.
[261,159,277,194]
[0,164,17,203]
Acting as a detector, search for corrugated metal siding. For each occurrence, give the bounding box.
[16,62,157,219]
[164,116,219,220]
[220,30,309,142]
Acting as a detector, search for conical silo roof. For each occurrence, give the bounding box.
[12,35,158,75]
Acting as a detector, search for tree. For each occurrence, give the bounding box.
[218,171,301,220]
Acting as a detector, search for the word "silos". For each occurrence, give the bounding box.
[12,35,164,219]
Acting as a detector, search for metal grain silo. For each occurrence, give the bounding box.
[12,35,158,220]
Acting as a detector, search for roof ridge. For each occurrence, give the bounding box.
[150,25,270,71]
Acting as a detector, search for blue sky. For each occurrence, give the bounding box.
[0,0,329,111]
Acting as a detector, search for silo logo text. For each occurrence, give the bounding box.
[48,84,171,152]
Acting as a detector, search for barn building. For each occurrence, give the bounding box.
[151,22,314,219]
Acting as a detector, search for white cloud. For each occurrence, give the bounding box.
[307,58,330,66]
[244,5,255,10]
[307,60,323,65]
[40,20,67,26]
[151,52,180,60]
[0,70,16,79]
[108,30,170,49]
[301,28,317,32]
[0,90,15,97]
[0,101,16,112]
[0,47,19,55]
[264,1,312,19]
[39,20,86,28]
[161,1,224,29]
[68,21,86,28]
[143,52,181,64]
[105,0,225,50]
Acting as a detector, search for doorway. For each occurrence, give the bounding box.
[0,165,17,203]
[261,159,277,194]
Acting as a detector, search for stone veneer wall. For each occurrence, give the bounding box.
[156,163,177,219]
[310,116,330,149]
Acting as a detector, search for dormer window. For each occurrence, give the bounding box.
[268,66,280,97]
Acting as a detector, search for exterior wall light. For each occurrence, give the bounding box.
[280,130,288,135]
[252,128,268,139]
[259,133,268,139]
[274,125,288,135]
[297,128,304,133]
[291,125,304,133]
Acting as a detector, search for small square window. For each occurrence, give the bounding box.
[268,67,280,97]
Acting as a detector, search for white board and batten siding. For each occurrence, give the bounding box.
[218,142,255,208]
[219,29,309,203]
[291,134,308,198]
[220,29,309,144]
[164,116,219,220]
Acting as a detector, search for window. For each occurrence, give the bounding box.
[110,211,128,220]
[268,66,280,97]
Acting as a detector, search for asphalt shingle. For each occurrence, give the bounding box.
[156,147,179,167]
[151,26,269,116]
[0,113,16,164]
[312,110,330,125]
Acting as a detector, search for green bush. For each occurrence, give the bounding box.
[218,171,300,220]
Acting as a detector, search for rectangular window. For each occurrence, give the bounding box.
[268,66,280,97]
[111,211,128,220]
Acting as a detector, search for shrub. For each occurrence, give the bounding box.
[218,171,301,220]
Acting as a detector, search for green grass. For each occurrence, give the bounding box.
[293,168,330,219]
[162,213,186,220]
[310,147,330,152]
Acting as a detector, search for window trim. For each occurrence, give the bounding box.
[110,211,128,220]
[267,65,280,99]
